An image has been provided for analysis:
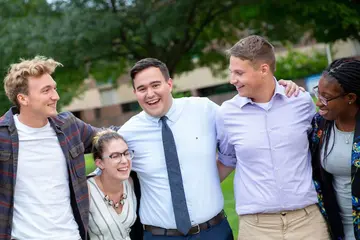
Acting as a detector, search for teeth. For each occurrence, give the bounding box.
[147,99,159,104]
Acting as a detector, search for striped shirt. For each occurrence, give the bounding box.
[88,177,137,240]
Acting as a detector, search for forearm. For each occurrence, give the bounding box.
[217,160,234,182]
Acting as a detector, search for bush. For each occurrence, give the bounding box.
[276,47,328,80]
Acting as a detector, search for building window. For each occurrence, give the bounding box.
[72,111,81,120]
[100,88,118,106]
[197,83,236,97]
[121,101,141,113]
[94,108,101,119]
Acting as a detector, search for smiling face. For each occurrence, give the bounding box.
[315,75,353,120]
[96,138,131,181]
[133,67,173,117]
[229,56,267,99]
[18,73,60,118]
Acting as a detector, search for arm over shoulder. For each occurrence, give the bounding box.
[61,112,101,153]
[215,106,237,168]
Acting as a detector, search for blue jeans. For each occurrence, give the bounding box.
[143,218,234,240]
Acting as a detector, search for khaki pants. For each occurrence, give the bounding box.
[238,204,330,240]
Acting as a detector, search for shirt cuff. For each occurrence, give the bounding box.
[218,152,237,168]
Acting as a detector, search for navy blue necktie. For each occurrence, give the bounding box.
[160,116,192,235]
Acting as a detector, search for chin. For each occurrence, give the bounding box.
[322,115,336,121]
[47,110,58,117]
[118,175,130,182]
[146,109,163,118]
[237,91,250,98]
[117,172,130,181]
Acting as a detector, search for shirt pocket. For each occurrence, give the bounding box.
[69,142,86,178]
[0,151,11,162]
[0,151,12,189]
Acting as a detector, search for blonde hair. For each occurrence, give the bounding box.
[3,56,63,108]
[227,35,276,73]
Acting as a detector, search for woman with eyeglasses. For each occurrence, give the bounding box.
[310,57,360,240]
[87,130,136,240]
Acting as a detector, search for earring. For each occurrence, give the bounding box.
[349,102,352,105]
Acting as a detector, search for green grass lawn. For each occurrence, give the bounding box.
[85,154,238,237]
[221,172,237,238]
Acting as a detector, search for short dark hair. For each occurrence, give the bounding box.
[130,58,170,88]
[227,35,276,73]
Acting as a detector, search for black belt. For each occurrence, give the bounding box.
[144,210,226,236]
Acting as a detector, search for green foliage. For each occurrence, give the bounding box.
[276,47,328,80]
[0,0,359,114]
[172,91,192,99]
[0,89,11,114]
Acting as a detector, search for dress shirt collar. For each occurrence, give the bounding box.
[143,98,183,124]
[236,78,287,108]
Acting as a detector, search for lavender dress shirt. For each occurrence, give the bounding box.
[216,81,318,215]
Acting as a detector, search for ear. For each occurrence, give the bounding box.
[347,93,357,105]
[17,93,28,107]
[95,158,105,170]
[167,78,173,92]
[260,64,270,76]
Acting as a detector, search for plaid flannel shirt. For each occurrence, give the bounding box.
[0,107,98,240]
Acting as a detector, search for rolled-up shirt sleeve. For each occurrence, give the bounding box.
[216,108,237,168]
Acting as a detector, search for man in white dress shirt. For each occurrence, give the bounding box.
[119,58,233,239]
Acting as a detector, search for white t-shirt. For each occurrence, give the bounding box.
[11,115,81,240]
[255,101,271,111]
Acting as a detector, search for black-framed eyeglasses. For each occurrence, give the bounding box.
[313,86,347,106]
[102,150,135,164]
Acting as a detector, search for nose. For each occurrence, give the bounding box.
[119,155,129,164]
[146,88,155,98]
[229,74,238,85]
[52,89,60,101]
[315,98,324,108]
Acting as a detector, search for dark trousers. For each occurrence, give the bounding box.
[143,218,234,240]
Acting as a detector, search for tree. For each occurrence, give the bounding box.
[0,0,359,113]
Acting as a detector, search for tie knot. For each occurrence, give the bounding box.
[160,116,168,123]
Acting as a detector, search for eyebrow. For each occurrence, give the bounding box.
[109,149,129,155]
[136,80,162,90]
[229,69,244,73]
[40,84,56,91]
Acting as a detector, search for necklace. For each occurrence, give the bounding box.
[335,121,354,144]
[104,193,127,208]
[98,176,127,208]
[344,133,352,144]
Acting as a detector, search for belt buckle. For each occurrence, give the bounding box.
[192,224,200,234]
